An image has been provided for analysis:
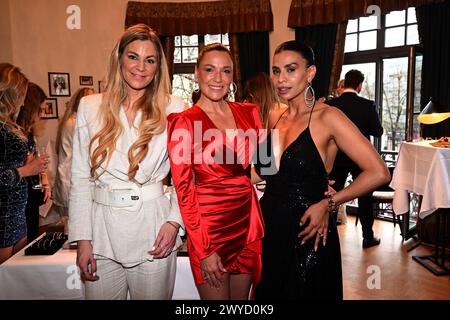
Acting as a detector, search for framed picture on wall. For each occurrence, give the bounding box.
[80,75,93,86]
[40,98,58,119]
[98,80,106,93]
[48,72,70,97]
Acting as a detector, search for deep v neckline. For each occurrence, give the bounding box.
[270,127,328,175]
[194,102,239,134]
[271,127,309,172]
[269,103,328,175]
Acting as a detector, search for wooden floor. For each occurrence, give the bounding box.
[339,216,450,300]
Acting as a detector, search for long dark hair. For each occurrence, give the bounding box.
[17,83,47,137]
[244,72,278,127]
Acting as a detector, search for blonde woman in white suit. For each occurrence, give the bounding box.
[68,24,185,300]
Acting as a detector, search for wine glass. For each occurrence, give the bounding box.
[31,146,49,190]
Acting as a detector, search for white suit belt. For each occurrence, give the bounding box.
[92,182,163,208]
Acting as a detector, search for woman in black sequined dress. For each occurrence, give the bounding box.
[253,42,390,300]
[17,83,52,243]
[0,63,48,264]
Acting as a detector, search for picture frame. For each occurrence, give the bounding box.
[48,72,70,97]
[98,80,106,93]
[40,98,58,119]
[79,75,93,86]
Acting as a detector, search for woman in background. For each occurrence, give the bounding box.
[0,63,48,263]
[16,83,51,243]
[244,72,286,128]
[52,87,94,226]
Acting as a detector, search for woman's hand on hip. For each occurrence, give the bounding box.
[298,198,329,251]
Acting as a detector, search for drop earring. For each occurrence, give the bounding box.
[304,83,315,108]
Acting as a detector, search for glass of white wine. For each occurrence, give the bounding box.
[31,146,49,190]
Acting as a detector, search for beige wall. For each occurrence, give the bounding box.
[3,0,294,145]
[0,0,13,62]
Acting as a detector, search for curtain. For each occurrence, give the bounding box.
[125,0,273,36]
[125,0,273,102]
[416,1,450,138]
[328,21,347,95]
[234,31,271,101]
[159,36,175,82]
[229,34,243,101]
[288,0,446,28]
[295,24,338,99]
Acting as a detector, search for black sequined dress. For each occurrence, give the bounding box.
[0,124,28,248]
[254,105,343,300]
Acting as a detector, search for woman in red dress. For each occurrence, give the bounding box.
[168,44,264,300]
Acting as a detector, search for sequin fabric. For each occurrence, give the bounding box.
[0,124,28,247]
[254,106,343,300]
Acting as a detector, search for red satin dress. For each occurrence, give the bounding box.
[167,102,264,286]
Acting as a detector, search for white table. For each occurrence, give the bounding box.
[390,140,450,219]
[0,238,199,300]
[390,140,450,275]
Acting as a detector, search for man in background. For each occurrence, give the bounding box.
[328,69,384,249]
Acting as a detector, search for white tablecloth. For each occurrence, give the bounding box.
[0,238,199,300]
[390,140,450,219]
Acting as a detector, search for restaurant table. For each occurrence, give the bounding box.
[390,140,450,275]
[0,235,200,300]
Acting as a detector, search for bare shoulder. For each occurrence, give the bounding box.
[316,101,348,122]
[267,103,288,129]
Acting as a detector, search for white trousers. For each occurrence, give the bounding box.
[84,252,177,300]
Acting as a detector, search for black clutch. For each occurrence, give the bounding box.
[25,232,68,255]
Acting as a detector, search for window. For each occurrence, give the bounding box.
[385,8,419,47]
[172,34,230,105]
[344,8,419,54]
[342,8,421,153]
[344,16,378,52]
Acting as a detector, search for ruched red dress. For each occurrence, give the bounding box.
[167,102,264,286]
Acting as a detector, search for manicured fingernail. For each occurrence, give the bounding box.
[301,240,305,245]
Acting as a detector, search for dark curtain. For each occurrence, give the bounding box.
[235,31,270,101]
[328,21,347,95]
[126,0,273,36]
[295,24,338,99]
[417,1,450,138]
[288,0,446,28]
[158,36,175,82]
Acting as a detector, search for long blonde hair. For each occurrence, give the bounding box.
[55,87,94,154]
[0,63,29,140]
[244,72,278,127]
[89,24,171,181]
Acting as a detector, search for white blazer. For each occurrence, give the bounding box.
[53,114,76,212]
[68,93,185,267]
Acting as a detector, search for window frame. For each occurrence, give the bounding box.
[343,9,421,152]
